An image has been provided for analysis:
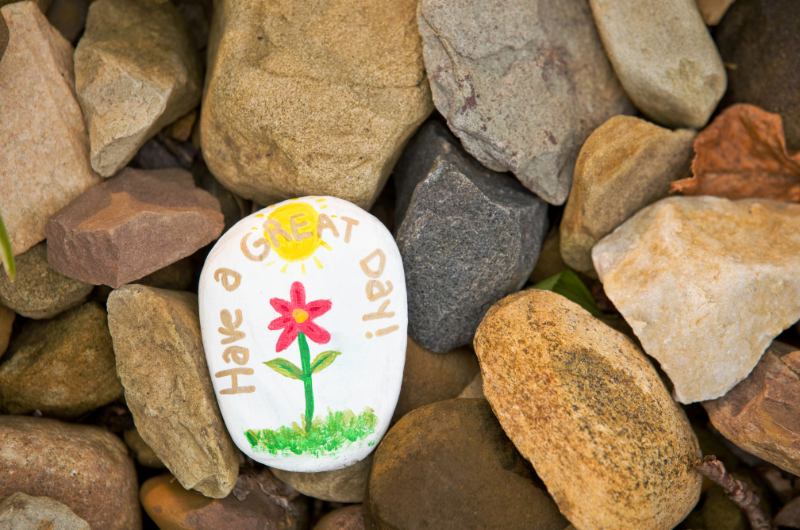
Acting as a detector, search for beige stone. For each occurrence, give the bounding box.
[124,428,165,469]
[474,290,701,530]
[593,196,800,403]
[271,454,373,503]
[201,0,433,209]
[560,116,695,273]
[107,285,238,498]
[0,1,100,256]
[0,0,51,13]
[0,493,89,530]
[696,0,737,25]
[0,305,13,358]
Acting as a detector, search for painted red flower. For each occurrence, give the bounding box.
[269,282,331,352]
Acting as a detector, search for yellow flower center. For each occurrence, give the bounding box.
[292,308,309,323]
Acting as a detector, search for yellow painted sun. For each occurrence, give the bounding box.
[260,199,332,275]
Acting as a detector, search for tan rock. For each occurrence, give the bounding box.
[696,0,737,25]
[107,285,239,498]
[0,415,140,530]
[0,304,13,358]
[314,505,365,530]
[134,257,193,291]
[528,228,569,285]
[0,493,89,530]
[560,116,695,273]
[474,290,701,530]
[593,197,800,403]
[124,428,166,469]
[271,454,373,503]
[703,341,800,476]
[75,0,202,176]
[201,0,433,209]
[457,372,483,399]
[0,1,101,256]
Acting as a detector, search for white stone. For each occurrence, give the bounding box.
[199,197,407,472]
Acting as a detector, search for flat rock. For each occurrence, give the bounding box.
[201,0,433,209]
[395,121,548,352]
[0,302,123,419]
[46,167,224,288]
[0,242,92,318]
[703,341,800,476]
[0,493,89,530]
[417,0,632,205]
[364,399,568,530]
[75,0,202,176]
[560,116,695,273]
[314,505,365,530]
[0,305,13,358]
[474,290,701,530]
[124,428,165,469]
[593,196,800,403]
[0,1,100,256]
[271,454,373,503]
[107,285,239,498]
[0,415,140,530]
[696,0,737,25]
[589,0,726,129]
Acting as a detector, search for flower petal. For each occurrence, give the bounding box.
[300,320,331,345]
[268,315,293,331]
[305,299,332,318]
[290,282,306,307]
[275,326,299,352]
[269,297,292,316]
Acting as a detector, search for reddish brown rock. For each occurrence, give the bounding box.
[314,505,365,530]
[0,304,13,358]
[46,167,223,287]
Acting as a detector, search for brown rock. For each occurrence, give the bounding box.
[696,0,736,25]
[528,228,570,285]
[0,9,7,61]
[775,495,800,528]
[457,372,483,399]
[46,168,223,288]
[0,1,101,256]
[0,304,13,358]
[134,257,193,291]
[107,285,238,498]
[271,454,373,503]
[45,0,89,43]
[703,341,800,476]
[0,493,89,530]
[0,415,140,530]
[124,428,166,469]
[474,290,702,530]
[314,505,365,530]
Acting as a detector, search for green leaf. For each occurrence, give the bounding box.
[528,270,609,319]
[245,430,258,447]
[310,350,341,374]
[264,358,303,380]
[0,213,16,282]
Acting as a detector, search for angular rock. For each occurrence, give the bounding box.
[474,290,702,530]
[0,0,51,13]
[775,496,800,529]
[314,505,365,530]
[271,454,373,503]
[365,399,568,530]
[0,242,92,319]
[560,116,696,273]
[703,341,800,476]
[0,416,140,530]
[108,285,239,498]
[46,168,224,288]
[0,305,13,358]
[696,0,737,25]
[74,0,201,176]
[417,0,632,205]
[0,302,123,419]
[395,122,548,352]
[457,372,483,399]
[593,196,800,403]
[0,493,89,530]
[201,0,433,209]
[589,0,726,129]
[124,428,165,469]
[0,1,100,256]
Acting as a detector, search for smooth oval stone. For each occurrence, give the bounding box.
[199,196,407,472]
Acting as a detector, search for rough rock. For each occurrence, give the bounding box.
[365,399,568,530]
[107,285,239,498]
[0,415,140,530]
[0,493,89,530]
[271,455,373,504]
[134,257,193,291]
[124,428,165,469]
[0,305,13,358]
[314,505,365,530]
[703,341,800,476]
[593,196,800,403]
[141,470,309,530]
[417,0,632,205]
[474,290,702,530]
[696,0,737,25]
[0,0,51,13]
[46,0,89,43]
[201,0,433,209]
[0,242,93,319]
[589,0,726,129]
[74,0,202,176]
[395,121,548,352]
[560,116,696,273]
[457,372,484,399]
[0,1,100,256]
[715,0,800,151]
[46,168,224,288]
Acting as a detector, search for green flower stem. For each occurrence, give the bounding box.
[297,332,314,432]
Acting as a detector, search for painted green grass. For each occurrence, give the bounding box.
[245,408,378,457]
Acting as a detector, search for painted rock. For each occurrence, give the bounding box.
[199,197,407,472]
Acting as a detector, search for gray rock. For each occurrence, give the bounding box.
[417,0,633,205]
[395,122,548,352]
[0,493,89,530]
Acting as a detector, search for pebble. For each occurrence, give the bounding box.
[593,196,800,403]
[0,415,140,530]
[314,505,365,530]
[0,1,100,256]
[559,115,695,273]
[696,0,737,25]
[108,285,239,498]
[201,0,433,209]
[417,0,633,205]
[0,302,122,419]
[74,0,202,176]
[395,121,548,352]
[365,398,568,530]
[589,0,727,129]
[474,290,701,530]
[124,428,165,469]
[46,168,224,288]
[271,454,373,503]
[0,304,14,358]
[0,493,89,530]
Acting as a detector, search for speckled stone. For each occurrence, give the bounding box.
[0,493,89,530]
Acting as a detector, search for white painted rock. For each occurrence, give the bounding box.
[199,197,407,472]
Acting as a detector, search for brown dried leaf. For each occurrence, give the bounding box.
[671,104,800,201]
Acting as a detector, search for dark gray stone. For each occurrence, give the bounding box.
[395,122,548,352]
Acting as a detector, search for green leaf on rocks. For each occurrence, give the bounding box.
[529,270,607,319]
[310,350,341,374]
[0,213,15,282]
[264,358,303,380]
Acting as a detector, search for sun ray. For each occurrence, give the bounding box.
[314,257,323,269]
[321,241,332,251]
[301,263,306,275]
[265,261,275,266]
[255,214,264,218]
[316,198,327,203]
[320,205,328,209]
[280,264,288,273]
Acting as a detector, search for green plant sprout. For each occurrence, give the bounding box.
[0,213,15,281]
